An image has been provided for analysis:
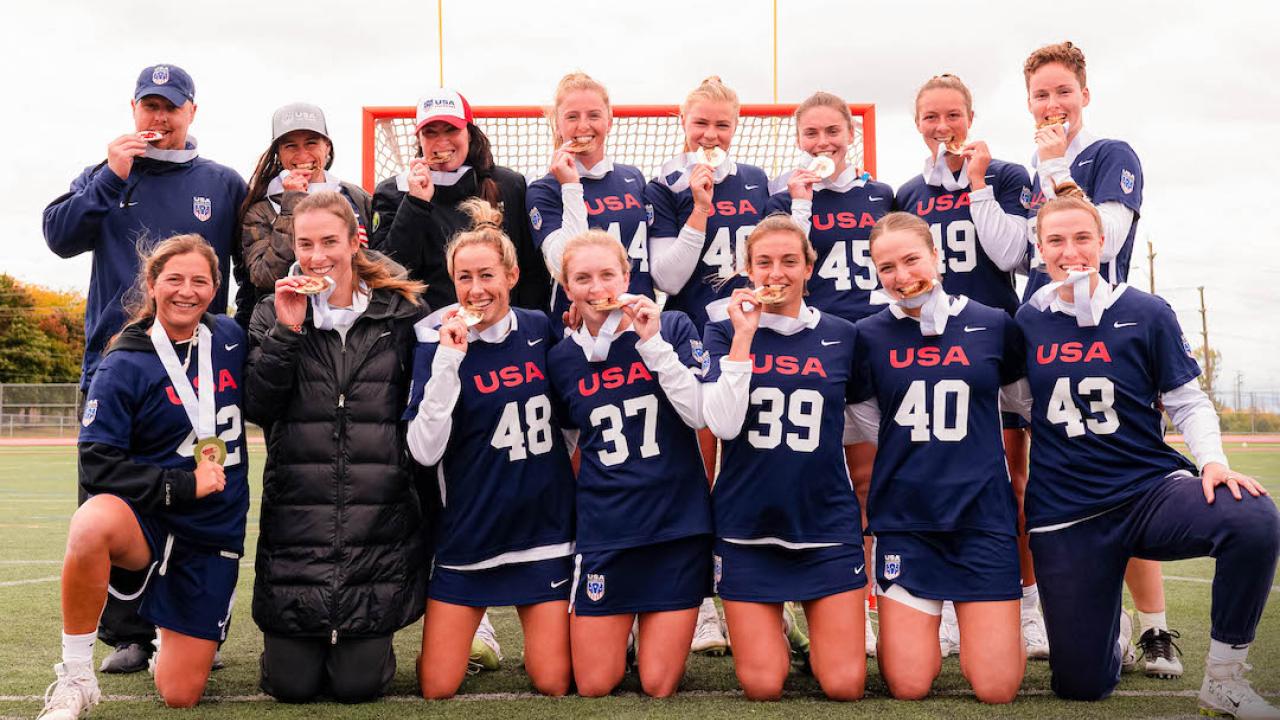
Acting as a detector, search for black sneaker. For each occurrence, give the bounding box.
[99,642,151,674]
[1136,628,1183,679]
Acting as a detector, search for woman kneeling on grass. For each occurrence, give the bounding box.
[40,235,249,719]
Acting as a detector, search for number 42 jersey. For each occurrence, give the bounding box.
[1015,286,1199,528]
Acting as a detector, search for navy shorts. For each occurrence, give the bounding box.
[714,540,866,603]
[570,535,712,616]
[876,530,1020,603]
[429,555,574,607]
[118,506,240,642]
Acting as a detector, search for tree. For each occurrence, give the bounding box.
[0,275,85,383]
[1193,346,1223,410]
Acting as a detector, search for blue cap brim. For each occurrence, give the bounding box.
[135,86,190,106]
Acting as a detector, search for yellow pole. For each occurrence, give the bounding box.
[437,0,445,87]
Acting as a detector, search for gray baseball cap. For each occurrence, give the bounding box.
[271,102,329,144]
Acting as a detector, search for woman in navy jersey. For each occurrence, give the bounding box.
[40,235,248,719]
[527,72,653,322]
[850,212,1025,703]
[406,199,575,699]
[545,231,712,697]
[1011,197,1278,716]
[766,91,894,656]
[896,73,1046,660]
[644,75,769,653]
[700,215,866,701]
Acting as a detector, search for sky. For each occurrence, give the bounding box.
[3,0,1278,396]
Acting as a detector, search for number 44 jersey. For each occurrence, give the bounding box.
[1015,286,1199,529]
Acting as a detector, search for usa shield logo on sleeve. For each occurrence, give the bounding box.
[1121,169,1135,195]
[529,207,542,231]
[193,196,212,222]
[81,399,98,427]
[585,573,606,602]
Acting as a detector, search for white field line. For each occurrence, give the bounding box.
[1165,574,1280,593]
[0,576,59,588]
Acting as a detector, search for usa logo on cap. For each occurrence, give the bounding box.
[152,66,170,85]
[193,196,212,222]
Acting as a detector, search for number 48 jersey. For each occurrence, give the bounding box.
[854,298,1024,535]
[702,309,863,545]
[1015,286,1199,528]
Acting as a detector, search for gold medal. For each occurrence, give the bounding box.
[195,437,228,466]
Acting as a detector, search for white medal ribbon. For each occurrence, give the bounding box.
[574,157,614,181]
[150,322,215,438]
[655,152,736,193]
[923,145,969,192]
[267,170,346,213]
[1027,269,1109,327]
[141,135,199,164]
[571,310,625,362]
[394,165,473,192]
[891,281,952,336]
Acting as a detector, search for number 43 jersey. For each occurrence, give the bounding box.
[1015,286,1199,528]
[702,309,862,545]
[854,298,1024,535]
[404,308,576,567]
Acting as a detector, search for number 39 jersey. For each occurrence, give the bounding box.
[766,181,895,323]
[403,309,576,567]
[702,310,863,545]
[79,315,249,552]
[854,298,1024,535]
[546,312,712,553]
[1015,286,1199,528]
[895,160,1030,316]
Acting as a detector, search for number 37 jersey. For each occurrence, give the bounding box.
[702,311,863,545]
[1015,286,1199,528]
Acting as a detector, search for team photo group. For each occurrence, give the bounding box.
[35,38,1280,720]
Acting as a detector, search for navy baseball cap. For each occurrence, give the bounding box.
[134,64,195,106]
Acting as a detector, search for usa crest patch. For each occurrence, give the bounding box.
[883,553,901,580]
[690,339,710,376]
[152,66,170,85]
[193,196,211,222]
[586,573,606,602]
[1121,169,1135,195]
[1020,186,1033,209]
[81,399,98,427]
[645,203,655,225]
[529,207,542,231]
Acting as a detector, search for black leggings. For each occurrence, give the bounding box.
[260,633,396,703]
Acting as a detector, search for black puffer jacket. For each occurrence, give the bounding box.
[245,287,427,639]
[370,166,552,312]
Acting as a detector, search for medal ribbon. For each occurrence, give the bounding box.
[150,322,215,438]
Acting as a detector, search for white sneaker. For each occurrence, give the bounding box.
[1119,610,1138,673]
[691,599,728,656]
[467,612,502,674]
[865,604,878,658]
[939,613,960,658]
[1022,607,1051,660]
[38,662,100,720]
[1199,661,1280,719]
[1137,627,1184,679]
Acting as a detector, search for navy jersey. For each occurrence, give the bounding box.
[854,299,1024,534]
[546,312,712,552]
[527,164,654,318]
[79,316,249,553]
[404,309,576,566]
[1024,138,1143,298]
[702,311,862,544]
[896,160,1030,316]
[1015,286,1198,528]
[645,163,770,330]
[766,180,894,323]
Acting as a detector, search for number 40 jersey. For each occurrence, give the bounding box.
[1015,286,1199,529]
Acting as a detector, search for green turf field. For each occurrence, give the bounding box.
[2,443,1277,719]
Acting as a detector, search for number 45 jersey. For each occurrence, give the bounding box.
[403,308,576,568]
[854,298,1024,535]
[1015,286,1199,529]
[702,309,862,545]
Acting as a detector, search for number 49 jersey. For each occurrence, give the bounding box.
[1015,286,1198,528]
[403,309,576,567]
[854,298,1024,535]
[546,312,712,553]
[79,316,249,553]
[702,310,863,545]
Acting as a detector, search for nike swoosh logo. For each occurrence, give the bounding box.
[1114,322,1138,328]
[528,338,544,346]
[868,196,884,201]
[984,175,996,179]
[745,184,760,190]
[1077,159,1095,166]
[624,177,636,183]
[821,340,841,346]
[119,201,139,208]
[853,564,865,575]
[378,331,392,338]
[224,343,239,350]
[964,326,986,333]
[550,579,569,588]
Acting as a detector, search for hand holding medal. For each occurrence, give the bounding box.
[194,444,227,498]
